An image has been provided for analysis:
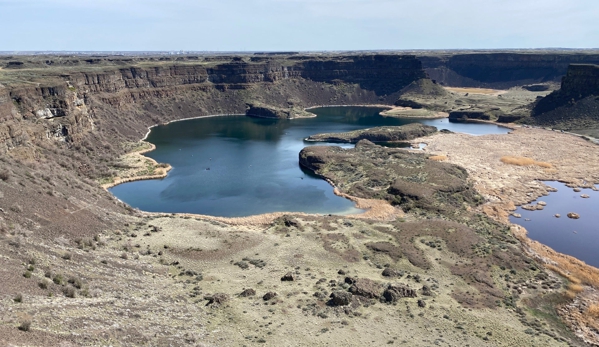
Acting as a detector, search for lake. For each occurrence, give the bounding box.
[509,181,599,268]
[109,106,511,217]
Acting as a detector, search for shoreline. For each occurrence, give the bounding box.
[100,142,173,191]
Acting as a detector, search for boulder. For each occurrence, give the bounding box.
[329,291,352,306]
[205,293,229,307]
[263,292,278,301]
[382,284,417,303]
[349,278,383,299]
[567,212,580,219]
[239,288,256,297]
[381,268,402,277]
[281,272,295,281]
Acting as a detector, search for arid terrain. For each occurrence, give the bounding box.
[1,52,599,346]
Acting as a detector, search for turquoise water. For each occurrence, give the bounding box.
[509,182,599,268]
[109,106,510,217]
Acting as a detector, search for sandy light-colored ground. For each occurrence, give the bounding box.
[444,87,509,96]
[419,126,599,344]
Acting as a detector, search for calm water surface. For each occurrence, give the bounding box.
[110,106,510,217]
[509,182,599,268]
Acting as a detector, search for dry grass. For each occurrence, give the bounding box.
[568,283,584,293]
[587,304,599,319]
[500,156,553,168]
[429,155,447,161]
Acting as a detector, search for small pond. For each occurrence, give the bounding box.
[110,106,511,217]
[509,181,599,268]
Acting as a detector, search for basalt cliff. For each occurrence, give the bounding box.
[0,54,425,155]
[529,64,599,135]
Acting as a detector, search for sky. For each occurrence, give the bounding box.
[0,0,598,51]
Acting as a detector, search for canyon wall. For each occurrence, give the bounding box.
[420,53,599,88]
[529,64,599,131]
[0,54,426,152]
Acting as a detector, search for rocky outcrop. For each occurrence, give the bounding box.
[530,64,599,129]
[245,103,312,119]
[382,285,417,303]
[299,139,482,214]
[305,123,436,143]
[448,110,492,122]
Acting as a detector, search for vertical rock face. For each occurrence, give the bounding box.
[298,55,426,95]
[531,64,599,126]
[420,53,599,88]
[0,54,428,152]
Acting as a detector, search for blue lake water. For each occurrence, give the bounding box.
[509,182,599,268]
[109,106,511,217]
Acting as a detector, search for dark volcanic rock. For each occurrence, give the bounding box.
[449,110,492,122]
[381,268,402,278]
[344,276,357,285]
[382,285,417,303]
[205,293,229,307]
[263,292,278,301]
[239,288,256,297]
[523,84,550,92]
[306,123,436,144]
[329,291,353,306]
[348,278,383,299]
[531,64,599,129]
[420,53,599,89]
[299,140,482,214]
[281,272,295,281]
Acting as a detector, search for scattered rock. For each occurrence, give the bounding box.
[281,272,295,281]
[382,284,417,303]
[282,216,300,228]
[344,276,357,285]
[263,292,277,301]
[313,291,328,300]
[239,288,256,297]
[511,213,522,218]
[574,188,582,192]
[329,291,352,306]
[537,201,547,206]
[349,278,383,299]
[337,269,346,275]
[581,194,590,198]
[421,285,433,296]
[521,205,535,211]
[555,214,561,218]
[535,204,544,210]
[205,293,229,307]
[381,268,402,277]
[567,212,580,219]
[418,299,426,308]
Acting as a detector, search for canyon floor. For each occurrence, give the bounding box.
[1,51,599,347]
[2,116,599,346]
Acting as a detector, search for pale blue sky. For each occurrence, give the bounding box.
[1,0,597,51]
